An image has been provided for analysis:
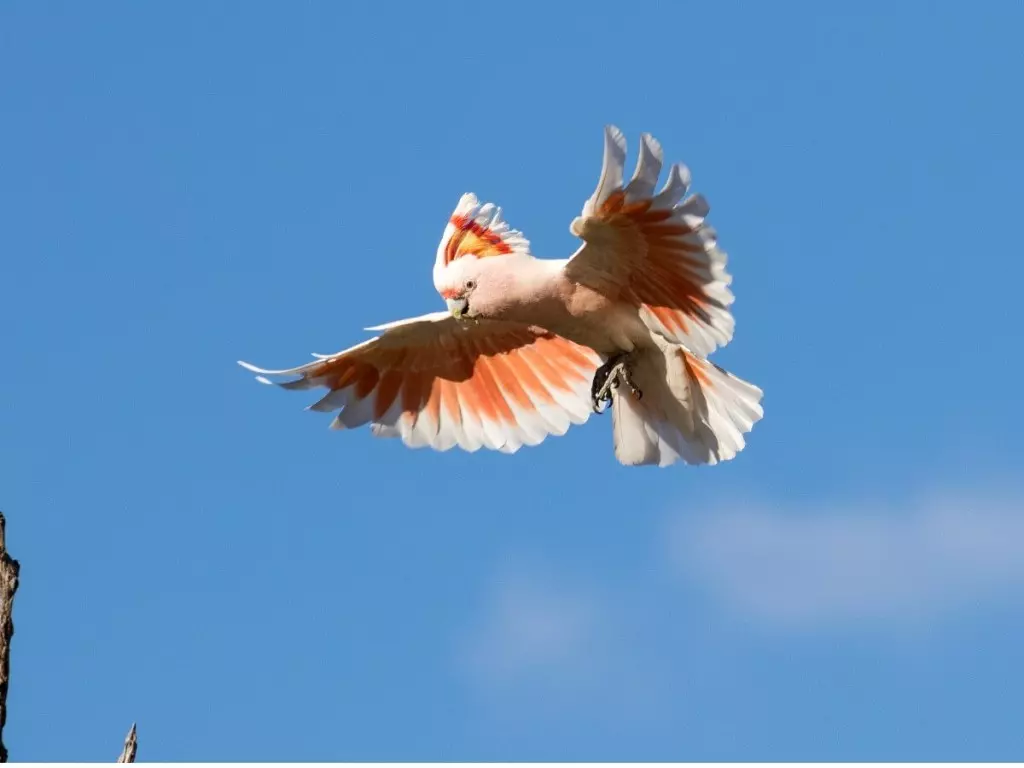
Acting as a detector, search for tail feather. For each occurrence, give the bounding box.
[611,345,763,467]
[611,387,661,466]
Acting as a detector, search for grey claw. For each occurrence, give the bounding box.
[591,352,641,412]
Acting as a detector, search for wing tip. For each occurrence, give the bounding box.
[605,123,626,147]
[238,360,281,385]
[639,131,664,162]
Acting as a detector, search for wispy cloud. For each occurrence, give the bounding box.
[459,487,1024,709]
[457,564,667,716]
[460,568,603,690]
[672,490,1024,630]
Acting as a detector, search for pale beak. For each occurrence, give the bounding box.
[447,296,469,320]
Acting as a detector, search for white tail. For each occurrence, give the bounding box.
[611,344,763,467]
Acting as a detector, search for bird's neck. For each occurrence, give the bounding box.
[486,257,568,324]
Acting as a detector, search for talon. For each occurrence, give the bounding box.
[618,365,642,400]
[591,352,640,412]
[591,354,622,414]
[592,384,614,414]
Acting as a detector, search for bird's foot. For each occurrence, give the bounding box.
[591,354,643,414]
[619,362,643,401]
[591,355,622,413]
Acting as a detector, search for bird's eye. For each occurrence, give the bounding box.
[465,280,476,290]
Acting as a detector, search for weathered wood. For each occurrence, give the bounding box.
[0,513,21,763]
[117,723,138,763]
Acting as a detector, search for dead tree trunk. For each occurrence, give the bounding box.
[0,513,20,763]
[0,513,136,762]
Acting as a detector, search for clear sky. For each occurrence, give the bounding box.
[2,0,1023,761]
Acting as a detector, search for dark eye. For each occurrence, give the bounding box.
[465,280,476,290]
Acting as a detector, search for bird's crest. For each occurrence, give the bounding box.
[434,193,530,271]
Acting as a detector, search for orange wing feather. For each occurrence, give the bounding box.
[242,314,599,454]
[567,128,736,358]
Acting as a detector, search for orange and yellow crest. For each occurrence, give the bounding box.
[443,214,515,265]
[434,193,530,272]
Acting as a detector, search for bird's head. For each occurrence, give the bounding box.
[432,192,531,321]
[438,270,480,321]
[436,254,525,322]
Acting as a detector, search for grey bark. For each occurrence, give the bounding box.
[117,724,137,763]
[0,513,20,763]
[0,513,136,762]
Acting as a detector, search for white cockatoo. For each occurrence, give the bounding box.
[240,126,763,466]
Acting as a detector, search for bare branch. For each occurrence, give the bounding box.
[117,723,137,763]
[0,513,21,763]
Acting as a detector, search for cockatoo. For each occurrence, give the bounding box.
[240,126,763,466]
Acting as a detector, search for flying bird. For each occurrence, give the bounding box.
[240,126,764,466]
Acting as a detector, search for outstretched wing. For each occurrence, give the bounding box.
[239,312,600,454]
[565,126,735,357]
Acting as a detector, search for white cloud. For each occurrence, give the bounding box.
[457,565,667,715]
[459,568,604,692]
[459,487,1024,711]
[672,490,1024,629]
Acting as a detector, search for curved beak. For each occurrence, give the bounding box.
[447,296,469,320]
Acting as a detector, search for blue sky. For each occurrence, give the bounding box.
[2,0,1023,760]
